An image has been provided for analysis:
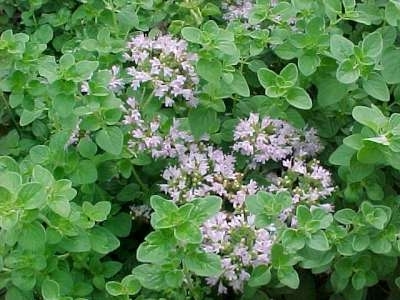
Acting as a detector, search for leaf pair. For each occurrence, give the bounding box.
[257,63,312,109]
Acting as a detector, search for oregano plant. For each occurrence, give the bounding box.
[2,0,400,299]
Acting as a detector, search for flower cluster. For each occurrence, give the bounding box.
[160,145,258,207]
[222,0,254,23]
[233,113,322,168]
[148,114,332,293]
[120,34,199,107]
[122,97,201,159]
[122,97,164,155]
[108,65,125,92]
[201,212,276,293]
[64,119,82,149]
[130,204,152,221]
[268,158,335,225]
[124,105,334,293]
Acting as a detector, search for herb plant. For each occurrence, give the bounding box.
[2,0,400,299]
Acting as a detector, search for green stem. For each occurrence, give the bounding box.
[183,267,199,300]
[31,9,37,26]
[142,90,155,108]
[0,92,22,136]
[132,165,148,192]
[57,253,70,259]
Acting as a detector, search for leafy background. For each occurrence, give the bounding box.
[1,0,400,299]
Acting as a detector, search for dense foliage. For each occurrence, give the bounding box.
[1,0,400,299]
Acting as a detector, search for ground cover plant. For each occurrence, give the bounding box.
[2,0,400,299]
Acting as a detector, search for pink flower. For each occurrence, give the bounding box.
[116,34,199,107]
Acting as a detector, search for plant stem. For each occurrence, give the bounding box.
[183,267,199,300]
[0,92,22,136]
[132,165,148,192]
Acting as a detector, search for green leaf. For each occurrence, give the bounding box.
[0,129,19,155]
[132,264,167,291]
[352,271,366,290]
[181,27,202,44]
[184,252,222,277]
[90,227,120,254]
[352,105,387,132]
[343,134,363,150]
[307,231,330,251]
[121,275,141,295]
[77,136,97,158]
[66,61,99,82]
[298,246,335,269]
[164,270,184,288]
[248,6,267,24]
[71,160,98,185]
[32,165,54,187]
[38,56,58,83]
[246,191,291,217]
[137,230,175,263]
[265,85,285,98]
[297,206,314,229]
[29,145,50,164]
[59,53,75,70]
[331,270,349,292]
[298,54,320,75]
[5,286,31,300]
[60,232,91,252]
[19,221,46,250]
[174,222,202,244]
[188,106,219,139]
[18,182,47,209]
[51,179,76,202]
[396,277,400,289]
[0,186,12,205]
[11,269,36,291]
[361,202,391,230]
[20,109,42,126]
[277,266,299,289]
[103,212,132,238]
[362,72,389,101]
[282,229,305,251]
[150,195,178,216]
[362,31,383,58]
[382,48,400,84]
[370,236,392,254]
[257,68,278,89]
[32,25,53,44]
[285,87,312,109]
[365,181,384,202]
[248,265,271,287]
[54,94,74,117]
[41,279,60,300]
[95,126,123,155]
[0,171,21,193]
[334,208,357,225]
[82,201,111,222]
[105,281,124,296]
[196,58,222,82]
[271,244,296,268]
[231,71,250,97]
[385,2,400,26]
[189,196,222,224]
[347,160,374,182]
[117,6,139,32]
[280,63,298,84]
[352,234,369,251]
[335,257,353,278]
[330,34,354,61]
[329,144,356,166]
[336,58,360,84]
